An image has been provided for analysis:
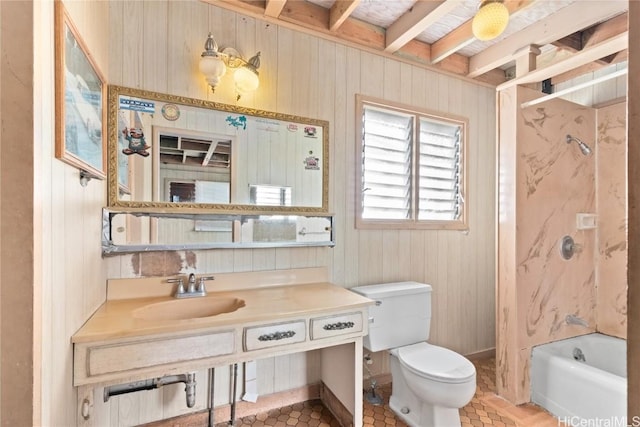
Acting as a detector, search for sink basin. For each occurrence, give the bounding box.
[133,297,245,321]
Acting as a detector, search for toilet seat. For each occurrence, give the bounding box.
[396,342,475,384]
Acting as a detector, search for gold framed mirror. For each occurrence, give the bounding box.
[107,85,329,214]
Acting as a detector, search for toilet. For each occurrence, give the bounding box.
[352,282,476,427]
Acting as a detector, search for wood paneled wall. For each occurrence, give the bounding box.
[38,1,496,426]
[107,0,496,346]
[36,1,110,426]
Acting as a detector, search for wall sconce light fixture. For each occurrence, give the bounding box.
[472,0,510,41]
[199,33,261,100]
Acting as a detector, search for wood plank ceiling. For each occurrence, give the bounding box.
[203,0,629,90]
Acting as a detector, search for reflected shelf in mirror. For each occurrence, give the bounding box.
[107,85,329,215]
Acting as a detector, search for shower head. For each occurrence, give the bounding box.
[566,134,592,156]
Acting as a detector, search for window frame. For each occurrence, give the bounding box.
[355,95,469,230]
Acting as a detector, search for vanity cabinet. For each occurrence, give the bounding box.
[72,270,374,427]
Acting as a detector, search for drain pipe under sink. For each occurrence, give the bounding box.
[103,373,197,407]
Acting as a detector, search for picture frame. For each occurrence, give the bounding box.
[54,0,106,178]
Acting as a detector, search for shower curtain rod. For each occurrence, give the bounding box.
[520,67,628,109]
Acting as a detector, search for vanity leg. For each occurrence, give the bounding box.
[320,339,363,427]
[352,337,363,427]
[77,385,94,427]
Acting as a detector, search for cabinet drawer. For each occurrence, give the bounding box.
[86,330,235,377]
[310,312,363,340]
[244,320,306,351]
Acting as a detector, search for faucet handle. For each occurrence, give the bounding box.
[167,278,185,296]
[197,276,215,292]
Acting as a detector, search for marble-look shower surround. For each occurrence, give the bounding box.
[596,101,627,339]
[498,86,598,404]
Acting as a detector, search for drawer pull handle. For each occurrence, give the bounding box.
[323,321,355,331]
[258,330,296,341]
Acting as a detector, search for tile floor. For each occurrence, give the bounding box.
[215,400,341,427]
[218,357,563,427]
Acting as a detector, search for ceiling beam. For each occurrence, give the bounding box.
[384,0,461,53]
[513,45,540,78]
[329,0,360,32]
[552,33,582,52]
[548,11,627,69]
[468,0,628,78]
[429,15,475,64]
[582,12,628,50]
[497,30,628,91]
[210,0,266,15]
[264,0,287,18]
[534,47,575,70]
[550,12,627,70]
[205,0,506,85]
[430,0,536,64]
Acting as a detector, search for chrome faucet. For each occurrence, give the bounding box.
[167,274,214,298]
[565,314,589,328]
[187,273,197,293]
[573,347,586,362]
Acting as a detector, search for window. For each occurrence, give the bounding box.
[167,180,230,203]
[356,95,467,230]
[249,184,292,206]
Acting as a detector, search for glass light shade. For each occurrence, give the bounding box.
[199,55,226,89]
[234,66,260,96]
[472,1,509,41]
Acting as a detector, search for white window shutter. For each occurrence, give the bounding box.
[361,107,413,219]
[360,103,464,224]
[418,119,462,221]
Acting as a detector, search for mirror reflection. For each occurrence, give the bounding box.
[104,210,334,254]
[107,85,329,213]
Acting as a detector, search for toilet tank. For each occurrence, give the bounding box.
[351,282,432,352]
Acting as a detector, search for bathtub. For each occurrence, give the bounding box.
[531,333,627,426]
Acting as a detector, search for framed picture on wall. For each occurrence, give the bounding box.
[54,0,106,179]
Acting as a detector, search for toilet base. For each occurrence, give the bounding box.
[389,352,465,427]
[389,394,462,427]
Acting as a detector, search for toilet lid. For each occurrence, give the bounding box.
[397,343,476,384]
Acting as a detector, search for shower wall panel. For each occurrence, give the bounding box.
[497,85,597,404]
[596,101,627,339]
[516,91,597,347]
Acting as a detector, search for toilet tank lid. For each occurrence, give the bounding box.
[351,282,432,299]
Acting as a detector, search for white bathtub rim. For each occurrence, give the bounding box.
[532,348,627,382]
[531,332,627,377]
[531,333,627,425]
